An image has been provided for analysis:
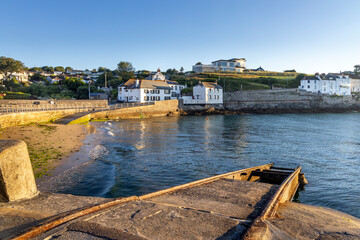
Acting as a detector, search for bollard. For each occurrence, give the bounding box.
[0,140,38,202]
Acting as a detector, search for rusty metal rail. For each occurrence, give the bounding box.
[12,164,274,240]
[242,167,303,239]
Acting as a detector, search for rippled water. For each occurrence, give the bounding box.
[53,114,360,218]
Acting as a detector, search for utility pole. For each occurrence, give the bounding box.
[88,80,92,99]
[104,69,107,90]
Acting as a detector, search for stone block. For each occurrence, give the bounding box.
[0,140,38,202]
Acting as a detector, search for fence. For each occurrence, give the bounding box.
[0,101,155,114]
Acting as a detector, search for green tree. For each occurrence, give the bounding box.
[65,66,73,73]
[41,66,54,72]
[27,83,48,97]
[0,56,25,83]
[76,85,97,99]
[354,65,360,73]
[180,67,184,74]
[4,77,20,91]
[98,67,106,72]
[29,67,42,72]
[117,61,135,81]
[108,78,123,88]
[62,77,85,92]
[195,62,202,65]
[54,66,65,72]
[30,73,47,82]
[117,61,134,72]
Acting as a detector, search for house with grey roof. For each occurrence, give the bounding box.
[183,81,223,104]
[118,79,172,102]
[299,73,351,95]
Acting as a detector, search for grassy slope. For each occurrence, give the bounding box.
[172,71,303,92]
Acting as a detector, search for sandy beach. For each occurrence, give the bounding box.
[0,123,89,178]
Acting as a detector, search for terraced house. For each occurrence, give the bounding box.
[299,73,351,95]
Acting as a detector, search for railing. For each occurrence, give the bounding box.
[0,101,155,115]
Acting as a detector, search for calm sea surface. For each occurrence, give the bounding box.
[53,114,360,218]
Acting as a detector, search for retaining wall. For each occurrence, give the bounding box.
[0,99,108,108]
[0,109,83,129]
[69,100,181,123]
[224,89,360,113]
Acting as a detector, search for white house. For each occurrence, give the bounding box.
[192,58,246,73]
[166,80,186,99]
[118,79,172,103]
[145,69,186,99]
[299,73,351,95]
[211,58,246,73]
[183,81,223,104]
[0,71,30,82]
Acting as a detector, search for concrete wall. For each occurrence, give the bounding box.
[0,109,82,129]
[0,140,38,201]
[224,89,360,113]
[0,99,108,108]
[69,100,180,123]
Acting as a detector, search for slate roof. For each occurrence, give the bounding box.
[199,81,222,89]
[121,79,171,90]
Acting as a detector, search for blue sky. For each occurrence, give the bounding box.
[1,0,359,73]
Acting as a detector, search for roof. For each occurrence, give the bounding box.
[212,58,246,63]
[166,80,182,85]
[198,81,222,89]
[302,76,320,81]
[121,79,172,90]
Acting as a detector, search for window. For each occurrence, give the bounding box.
[229,62,235,67]
[146,96,149,101]
[165,96,171,100]
[165,89,170,94]
[308,80,310,83]
[144,89,147,93]
[209,89,211,92]
[175,86,177,90]
[157,90,160,94]
[156,96,160,101]
[125,89,128,92]
[171,86,174,89]
[144,96,147,101]
[308,85,310,88]
[220,62,227,67]
[129,96,133,100]
[209,95,212,99]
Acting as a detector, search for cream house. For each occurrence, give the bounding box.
[183,81,223,104]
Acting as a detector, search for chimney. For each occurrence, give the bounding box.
[136,79,139,87]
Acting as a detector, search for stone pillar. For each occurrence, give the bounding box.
[0,140,38,202]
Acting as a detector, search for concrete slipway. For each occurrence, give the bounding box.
[1,164,360,240]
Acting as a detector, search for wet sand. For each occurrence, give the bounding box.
[0,123,89,178]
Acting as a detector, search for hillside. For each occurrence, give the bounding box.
[171,71,304,92]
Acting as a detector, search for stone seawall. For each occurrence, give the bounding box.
[224,89,360,113]
[69,100,180,124]
[0,99,108,108]
[0,109,84,129]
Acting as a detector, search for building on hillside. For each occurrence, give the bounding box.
[211,58,246,72]
[166,80,186,99]
[0,71,30,82]
[145,68,166,80]
[182,81,223,105]
[349,74,360,92]
[192,58,246,73]
[118,79,172,103]
[299,73,351,95]
[192,64,216,73]
[90,92,108,100]
[250,66,265,72]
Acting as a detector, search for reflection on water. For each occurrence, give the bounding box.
[53,114,360,218]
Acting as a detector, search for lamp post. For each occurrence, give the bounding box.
[88,79,92,100]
